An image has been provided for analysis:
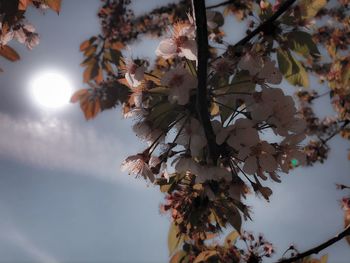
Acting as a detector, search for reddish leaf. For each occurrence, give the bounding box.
[47,0,62,14]
[0,45,20,61]
[70,89,89,103]
[80,40,90,52]
[18,0,31,10]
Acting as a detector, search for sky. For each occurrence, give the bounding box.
[0,0,349,262]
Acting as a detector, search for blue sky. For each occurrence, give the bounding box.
[0,0,349,262]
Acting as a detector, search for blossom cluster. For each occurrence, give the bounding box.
[120,13,307,239]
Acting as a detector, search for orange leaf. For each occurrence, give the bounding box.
[111,41,124,51]
[18,0,32,10]
[0,45,20,61]
[70,89,89,103]
[345,210,350,245]
[83,63,94,83]
[81,97,100,120]
[47,0,61,14]
[95,65,103,84]
[80,40,90,52]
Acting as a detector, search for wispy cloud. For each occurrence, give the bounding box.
[0,206,59,263]
[0,113,135,184]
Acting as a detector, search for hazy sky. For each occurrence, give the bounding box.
[0,1,349,263]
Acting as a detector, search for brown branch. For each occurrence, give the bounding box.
[277,225,350,263]
[193,0,219,164]
[234,0,297,47]
[206,0,234,9]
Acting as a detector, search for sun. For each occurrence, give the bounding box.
[30,71,73,109]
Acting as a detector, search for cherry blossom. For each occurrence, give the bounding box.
[278,134,306,173]
[155,20,197,61]
[121,154,155,182]
[125,60,145,88]
[216,118,260,150]
[176,118,207,157]
[161,65,197,105]
[238,141,278,176]
[238,54,282,84]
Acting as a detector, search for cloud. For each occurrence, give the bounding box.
[0,206,59,263]
[0,112,136,184]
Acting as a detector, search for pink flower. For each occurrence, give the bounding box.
[238,54,282,85]
[125,61,145,88]
[161,66,197,105]
[121,154,155,182]
[216,118,260,150]
[238,141,278,175]
[176,118,207,156]
[155,20,197,61]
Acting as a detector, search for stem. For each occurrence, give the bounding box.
[193,0,219,164]
[277,225,350,263]
[206,0,233,9]
[234,0,297,47]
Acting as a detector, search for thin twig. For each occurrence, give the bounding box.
[206,0,233,9]
[234,0,297,47]
[277,225,350,263]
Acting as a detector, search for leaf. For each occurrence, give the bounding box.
[46,0,62,14]
[18,0,31,10]
[70,88,101,120]
[224,231,239,248]
[345,210,350,246]
[286,31,320,59]
[80,37,97,52]
[70,89,89,103]
[299,0,327,19]
[0,45,20,62]
[170,251,188,263]
[227,207,242,233]
[320,255,328,263]
[168,223,183,256]
[193,250,218,263]
[277,48,309,87]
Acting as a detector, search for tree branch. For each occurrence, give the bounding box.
[277,225,350,263]
[234,0,297,47]
[206,0,234,9]
[193,0,219,164]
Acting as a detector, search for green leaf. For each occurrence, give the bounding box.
[299,0,327,19]
[286,31,320,59]
[277,48,309,87]
[224,231,239,248]
[168,223,183,256]
[217,70,255,122]
[320,254,328,263]
[227,207,242,233]
[193,250,218,263]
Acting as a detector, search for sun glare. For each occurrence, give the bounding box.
[30,71,73,109]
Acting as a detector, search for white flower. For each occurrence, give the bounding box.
[246,88,303,136]
[132,121,164,146]
[238,52,263,76]
[125,61,145,88]
[121,154,155,182]
[238,141,277,175]
[161,66,197,105]
[176,118,207,157]
[155,20,197,61]
[278,134,306,173]
[238,54,282,85]
[257,59,283,84]
[0,31,14,46]
[216,118,259,150]
[195,166,231,184]
[175,157,201,175]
